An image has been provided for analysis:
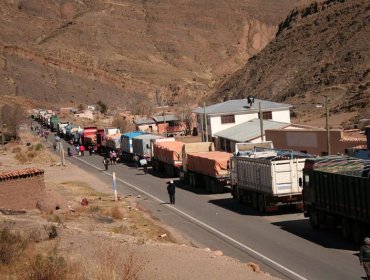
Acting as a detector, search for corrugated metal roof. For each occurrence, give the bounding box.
[133,134,164,140]
[214,119,289,142]
[193,99,292,115]
[134,118,156,125]
[153,115,179,122]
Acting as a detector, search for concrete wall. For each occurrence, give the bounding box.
[266,129,367,155]
[0,172,45,210]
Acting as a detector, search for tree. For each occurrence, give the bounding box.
[97,100,108,114]
[112,114,135,133]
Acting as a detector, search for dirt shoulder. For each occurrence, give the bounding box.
[0,132,279,279]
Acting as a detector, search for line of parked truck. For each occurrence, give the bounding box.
[31,109,370,244]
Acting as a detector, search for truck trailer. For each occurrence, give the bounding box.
[181,142,230,193]
[120,131,144,160]
[132,134,164,162]
[302,156,370,244]
[152,140,184,177]
[231,151,308,212]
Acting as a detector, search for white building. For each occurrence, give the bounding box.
[193,98,292,142]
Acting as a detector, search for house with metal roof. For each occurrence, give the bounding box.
[153,114,185,136]
[214,119,291,152]
[193,98,292,141]
[134,118,157,133]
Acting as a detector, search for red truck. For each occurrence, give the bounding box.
[82,126,97,148]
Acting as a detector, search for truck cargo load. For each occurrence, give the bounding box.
[152,140,184,177]
[187,151,230,178]
[231,149,310,212]
[132,134,164,161]
[302,156,370,244]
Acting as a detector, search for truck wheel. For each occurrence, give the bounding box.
[258,194,265,213]
[352,222,363,245]
[252,193,258,209]
[341,218,352,240]
[309,211,320,229]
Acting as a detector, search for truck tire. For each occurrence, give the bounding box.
[309,211,320,229]
[252,193,258,209]
[258,194,265,213]
[341,218,352,240]
[352,222,363,245]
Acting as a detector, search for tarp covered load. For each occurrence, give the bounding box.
[187,151,231,177]
[132,134,164,157]
[153,141,184,166]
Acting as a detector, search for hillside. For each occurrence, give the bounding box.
[0,0,296,109]
[215,0,370,127]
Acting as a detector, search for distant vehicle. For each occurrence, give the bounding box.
[302,156,370,244]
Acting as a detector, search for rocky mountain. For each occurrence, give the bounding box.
[215,0,369,127]
[0,0,296,109]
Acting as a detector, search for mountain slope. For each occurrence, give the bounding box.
[0,0,296,108]
[216,0,369,126]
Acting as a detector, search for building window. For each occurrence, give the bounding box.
[220,138,226,151]
[221,115,235,124]
[262,111,272,120]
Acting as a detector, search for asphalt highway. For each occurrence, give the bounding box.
[43,131,363,280]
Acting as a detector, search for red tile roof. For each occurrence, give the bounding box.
[0,168,44,181]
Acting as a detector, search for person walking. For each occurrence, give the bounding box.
[79,145,85,156]
[360,237,370,280]
[140,158,148,174]
[103,157,109,171]
[167,180,176,204]
[133,154,139,168]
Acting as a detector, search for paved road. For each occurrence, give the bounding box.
[44,131,363,280]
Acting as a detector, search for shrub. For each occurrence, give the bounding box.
[0,222,28,264]
[27,247,67,280]
[12,146,22,153]
[88,205,101,214]
[14,152,29,163]
[34,143,44,151]
[110,206,124,220]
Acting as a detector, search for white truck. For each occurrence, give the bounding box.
[230,149,308,212]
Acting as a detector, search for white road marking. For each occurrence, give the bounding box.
[74,156,307,280]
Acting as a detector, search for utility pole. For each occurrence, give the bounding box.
[0,106,4,151]
[325,96,331,155]
[259,102,264,142]
[181,108,184,142]
[203,102,208,142]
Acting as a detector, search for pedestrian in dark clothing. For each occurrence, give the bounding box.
[167,180,176,204]
[133,155,139,168]
[88,145,93,155]
[103,158,109,171]
[53,142,57,151]
[360,237,370,280]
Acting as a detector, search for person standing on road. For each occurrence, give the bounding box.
[167,180,176,204]
[360,237,370,280]
[103,157,109,171]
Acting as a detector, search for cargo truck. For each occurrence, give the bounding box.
[120,131,144,161]
[49,116,60,132]
[152,140,184,177]
[105,134,122,154]
[302,156,370,244]
[180,142,230,193]
[231,150,309,212]
[82,127,97,147]
[132,134,164,163]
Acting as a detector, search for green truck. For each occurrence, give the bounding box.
[302,156,370,244]
[50,116,60,132]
